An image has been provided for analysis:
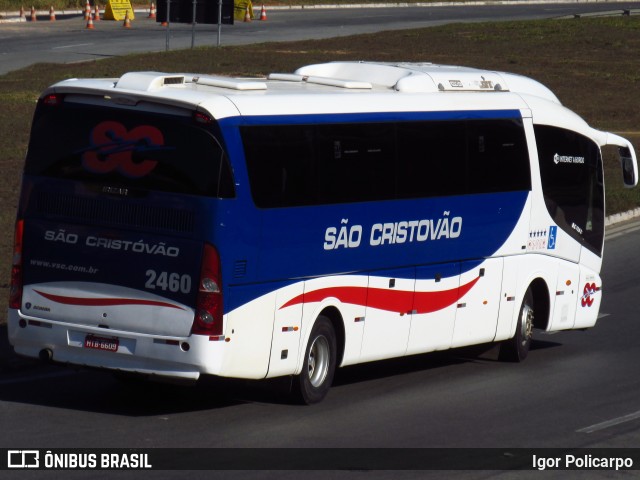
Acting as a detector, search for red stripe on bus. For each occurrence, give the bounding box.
[280,276,480,314]
[33,289,185,310]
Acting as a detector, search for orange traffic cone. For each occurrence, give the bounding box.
[243,5,251,22]
[123,10,131,28]
[94,4,100,21]
[259,5,267,21]
[30,6,36,21]
[49,5,55,21]
[84,0,91,20]
[86,14,95,29]
[148,2,156,18]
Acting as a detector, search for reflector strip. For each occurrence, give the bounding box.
[28,320,52,328]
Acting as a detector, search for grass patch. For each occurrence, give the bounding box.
[0,17,639,323]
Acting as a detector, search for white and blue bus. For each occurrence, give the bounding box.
[8,62,638,403]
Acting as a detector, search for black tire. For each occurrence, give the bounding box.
[293,315,337,405]
[499,288,534,362]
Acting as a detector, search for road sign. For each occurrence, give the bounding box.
[104,0,135,21]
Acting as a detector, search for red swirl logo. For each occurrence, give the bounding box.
[581,283,597,307]
[81,121,164,178]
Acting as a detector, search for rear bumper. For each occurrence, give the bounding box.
[7,308,227,381]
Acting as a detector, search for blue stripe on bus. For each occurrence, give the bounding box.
[222,190,529,312]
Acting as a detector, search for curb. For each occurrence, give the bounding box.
[605,207,640,227]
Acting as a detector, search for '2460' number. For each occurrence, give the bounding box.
[145,270,192,294]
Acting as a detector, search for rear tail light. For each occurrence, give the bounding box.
[193,111,213,125]
[42,93,63,107]
[192,243,223,336]
[9,219,24,309]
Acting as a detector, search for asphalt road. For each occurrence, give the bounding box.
[1,220,640,478]
[1,2,640,75]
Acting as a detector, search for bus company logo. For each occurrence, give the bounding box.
[581,283,598,307]
[554,153,585,165]
[80,121,171,178]
[8,450,40,468]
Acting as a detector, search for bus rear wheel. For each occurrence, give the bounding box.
[293,316,337,405]
[499,288,534,362]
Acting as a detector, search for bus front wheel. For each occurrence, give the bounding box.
[293,316,337,405]
[499,288,534,362]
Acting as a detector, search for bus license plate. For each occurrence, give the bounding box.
[84,335,119,352]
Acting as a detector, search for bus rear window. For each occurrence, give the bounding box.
[25,97,235,198]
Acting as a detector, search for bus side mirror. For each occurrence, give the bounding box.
[604,132,638,188]
[619,146,638,188]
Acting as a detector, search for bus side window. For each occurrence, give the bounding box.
[242,125,316,208]
[466,119,531,195]
[535,125,604,254]
[396,121,466,199]
[243,118,531,208]
[315,123,396,204]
